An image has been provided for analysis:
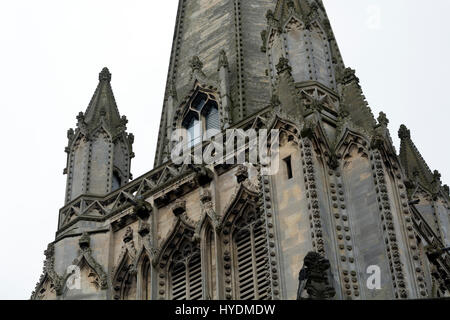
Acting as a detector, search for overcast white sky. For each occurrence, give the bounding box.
[0,0,448,299]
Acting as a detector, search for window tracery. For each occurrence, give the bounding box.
[181,92,220,148]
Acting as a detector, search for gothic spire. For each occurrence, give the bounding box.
[64,67,133,203]
[398,125,436,192]
[82,67,125,137]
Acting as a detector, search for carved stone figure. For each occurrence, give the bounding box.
[297,252,336,300]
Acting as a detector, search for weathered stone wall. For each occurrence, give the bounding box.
[271,141,311,299]
[175,0,236,96]
[239,0,273,116]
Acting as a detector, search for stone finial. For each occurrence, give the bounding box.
[235,165,249,183]
[433,170,442,184]
[128,133,135,145]
[276,57,292,74]
[218,50,229,70]
[172,199,187,216]
[378,112,389,127]
[443,185,449,196]
[120,115,128,126]
[44,243,55,259]
[99,67,112,82]
[398,125,411,140]
[67,128,75,141]
[340,67,359,85]
[79,233,91,250]
[123,227,133,243]
[190,56,204,72]
[76,112,85,123]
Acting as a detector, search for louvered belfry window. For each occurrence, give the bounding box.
[182,91,220,147]
[233,209,269,300]
[170,242,203,300]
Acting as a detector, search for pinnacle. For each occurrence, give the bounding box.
[398,125,411,140]
[99,67,112,82]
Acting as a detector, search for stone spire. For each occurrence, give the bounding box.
[82,67,126,137]
[153,0,276,167]
[398,124,436,192]
[64,68,134,203]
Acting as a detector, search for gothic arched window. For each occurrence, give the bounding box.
[141,256,152,300]
[169,242,203,300]
[232,208,269,300]
[182,92,220,148]
[113,263,137,300]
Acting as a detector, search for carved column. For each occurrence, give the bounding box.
[257,164,283,300]
[370,150,408,299]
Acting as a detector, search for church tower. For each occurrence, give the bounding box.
[32,0,450,300]
[64,67,134,203]
[153,0,275,165]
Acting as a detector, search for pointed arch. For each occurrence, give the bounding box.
[173,85,221,149]
[111,247,137,300]
[309,20,335,88]
[68,134,89,201]
[219,180,270,300]
[266,116,301,147]
[157,214,196,268]
[135,248,152,300]
[72,257,104,296]
[88,127,113,195]
[335,129,370,169]
[200,220,217,300]
[156,213,205,300]
[32,274,58,300]
[284,15,309,83]
[304,118,333,156]
[168,238,202,300]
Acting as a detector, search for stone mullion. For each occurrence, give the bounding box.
[300,138,325,255]
[213,229,224,300]
[258,165,282,300]
[388,161,429,298]
[199,232,209,300]
[326,170,360,299]
[370,150,408,299]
